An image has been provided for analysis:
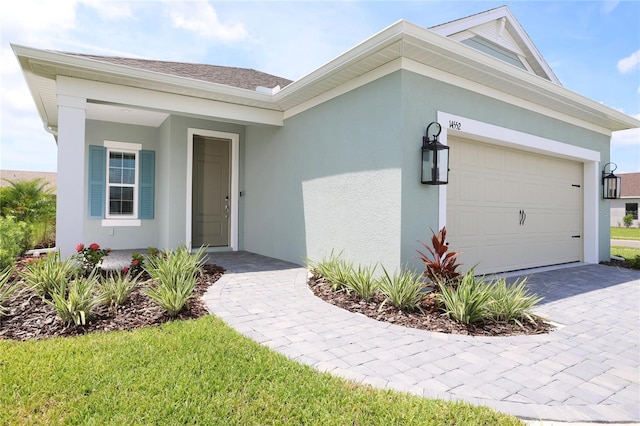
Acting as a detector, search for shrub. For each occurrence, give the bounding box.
[0,266,19,317]
[143,245,207,316]
[0,216,31,269]
[486,277,543,327]
[417,226,462,289]
[75,243,110,274]
[45,272,102,325]
[0,178,56,224]
[344,264,378,301]
[124,247,161,276]
[623,214,634,228]
[437,269,493,324]
[20,251,79,298]
[305,250,353,291]
[97,270,138,308]
[376,266,425,311]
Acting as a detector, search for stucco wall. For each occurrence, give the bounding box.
[244,73,404,269]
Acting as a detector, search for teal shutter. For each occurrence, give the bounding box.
[138,150,155,219]
[88,145,106,218]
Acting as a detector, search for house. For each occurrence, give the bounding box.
[0,170,57,194]
[13,6,640,275]
[610,173,640,228]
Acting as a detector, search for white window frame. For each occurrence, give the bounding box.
[102,140,142,227]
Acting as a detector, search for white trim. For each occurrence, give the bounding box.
[437,111,601,265]
[104,140,142,151]
[186,128,239,251]
[103,140,140,220]
[101,219,141,227]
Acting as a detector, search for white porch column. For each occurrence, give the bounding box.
[56,94,87,258]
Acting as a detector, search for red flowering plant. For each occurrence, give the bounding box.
[124,247,161,277]
[75,242,111,275]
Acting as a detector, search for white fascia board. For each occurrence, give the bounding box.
[57,76,283,126]
[430,6,509,36]
[274,20,406,99]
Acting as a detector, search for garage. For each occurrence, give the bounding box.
[446,137,583,274]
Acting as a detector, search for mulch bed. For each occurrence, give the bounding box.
[0,260,224,341]
[600,259,640,270]
[308,276,554,337]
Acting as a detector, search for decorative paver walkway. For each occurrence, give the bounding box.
[199,251,640,423]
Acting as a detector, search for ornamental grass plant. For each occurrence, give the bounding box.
[20,251,79,298]
[0,266,19,316]
[344,264,378,301]
[305,250,353,291]
[143,245,207,316]
[437,269,493,324]
[486,277,543,327]
[97,269,139,309]
[376,266,425,311]
[45,272,102,326]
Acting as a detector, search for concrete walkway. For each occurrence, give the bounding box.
[611,239,640,248]
[202,252,640,423]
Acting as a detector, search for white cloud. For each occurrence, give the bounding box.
[81,0,134,20]
[617,49,640,74]
[165,0,249,42]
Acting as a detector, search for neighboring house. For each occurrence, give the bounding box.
[610,173,640,228]
[0,170,57,194]
[13,6,640,274]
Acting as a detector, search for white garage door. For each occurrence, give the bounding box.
[446,137,583,275]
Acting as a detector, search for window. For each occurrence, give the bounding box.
[626,203,638,220]
[107,150,137,217]
[88,141,155,226]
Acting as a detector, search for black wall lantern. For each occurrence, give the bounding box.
[421,122,449,184]
[602,162,621,199]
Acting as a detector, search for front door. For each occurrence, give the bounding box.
[192,136,231,247]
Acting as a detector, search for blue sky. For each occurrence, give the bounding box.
[1,0,638,173]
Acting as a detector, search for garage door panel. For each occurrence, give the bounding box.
[447,137,583,274]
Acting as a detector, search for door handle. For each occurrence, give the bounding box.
[224,196,230,219]
[519,209,527,226]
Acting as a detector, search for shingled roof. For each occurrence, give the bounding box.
[61,52,293,91]
[620,173,640,198]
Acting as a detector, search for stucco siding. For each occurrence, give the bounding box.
[244,73,404,269]
[610,198,640,227]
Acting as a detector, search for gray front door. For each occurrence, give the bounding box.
[192,136,231,247]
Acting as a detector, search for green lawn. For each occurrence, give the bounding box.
[611,227,640,240]
[611,246,640,261]
[0,316,522,425]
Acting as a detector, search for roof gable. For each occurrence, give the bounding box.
[430,6,561,85]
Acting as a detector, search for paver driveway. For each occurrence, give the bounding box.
[202,252,639,422]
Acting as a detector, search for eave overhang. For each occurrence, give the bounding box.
[12,19,639,135]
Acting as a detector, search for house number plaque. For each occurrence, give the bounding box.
[449,120,462,130]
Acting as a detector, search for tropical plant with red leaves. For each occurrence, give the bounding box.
[416,226,462,290]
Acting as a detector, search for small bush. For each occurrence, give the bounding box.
[486,277,543,327]
[143,245,207,316]
[437,270,493,324]
[0,216,31,269]
[344,264,378,301]
[417,226,462,289]
[377,266,425,311]
[623,214,634,228]
[0,266,19,317]
[74,243,110,275]
[306,250,353,291]
[45,272,102,325]
[20,251,78,298]
[97,270,138,308]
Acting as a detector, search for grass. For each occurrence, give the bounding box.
[0,317,523,425]
[611,246,640,261]
[610,227,640,240]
